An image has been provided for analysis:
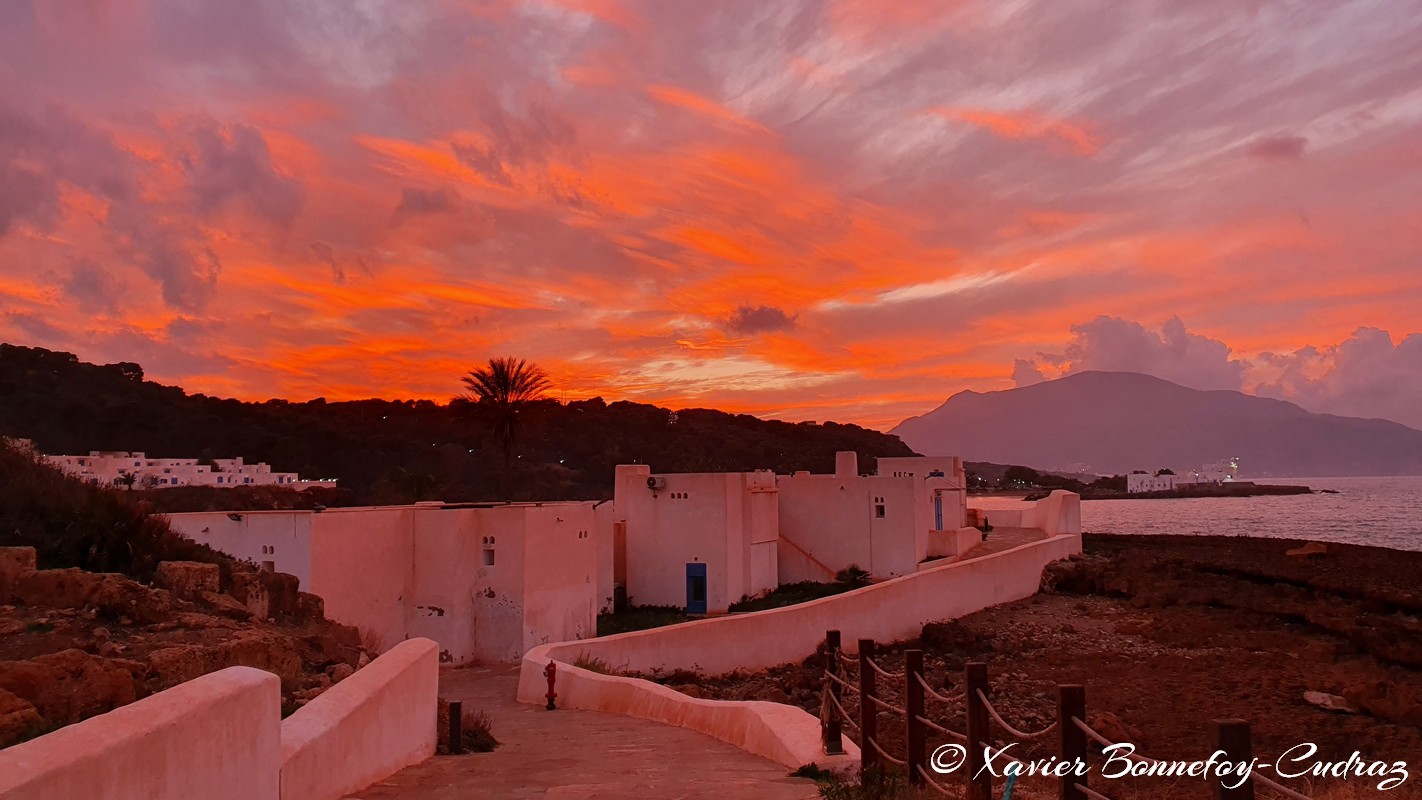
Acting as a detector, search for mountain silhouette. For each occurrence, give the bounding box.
[892,371,1422,477]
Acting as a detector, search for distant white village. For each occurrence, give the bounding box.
[1125,457,1240,493]
[155,451,1079,665]
[41,450,338,490]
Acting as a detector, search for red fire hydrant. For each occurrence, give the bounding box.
[544,660,557,710]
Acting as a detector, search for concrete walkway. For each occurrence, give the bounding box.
[957,526,1047,561]
[345,667,819,799]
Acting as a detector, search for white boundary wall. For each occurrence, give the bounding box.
[0,641,439,800]
[517,524,1081,770]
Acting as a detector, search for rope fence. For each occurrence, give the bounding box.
[818,629,1313,800]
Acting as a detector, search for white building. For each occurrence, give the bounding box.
[42,451,336,490]
[166,501,597,664]
[609,453,970,614]
[611,465,780,614]
[776,453,967,582]
[1126,472,1177,493]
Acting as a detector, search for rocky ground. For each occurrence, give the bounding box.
[0,547,374,748]
[660,534,1422,798]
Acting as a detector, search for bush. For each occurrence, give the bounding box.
[436,699,498,754]
[0,441,234,582]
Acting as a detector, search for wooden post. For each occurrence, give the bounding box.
[859,638,877,774]
[824,630,844,755]
[1211,720,1255,800]
[448,700,462,755]
[1059,685,1086,800]
[965,662,991,800]
[905,649,925,785]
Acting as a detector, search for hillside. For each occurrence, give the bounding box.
[892,371,1422,477]
[0,344,914,503]
[0,440,373,748]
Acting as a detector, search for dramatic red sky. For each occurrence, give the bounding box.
[3,0,1421,430]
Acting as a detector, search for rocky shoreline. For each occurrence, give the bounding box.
[657,533,1422,796]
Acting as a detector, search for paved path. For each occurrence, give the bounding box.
[346,667,819,799]
[957,526,1047,561]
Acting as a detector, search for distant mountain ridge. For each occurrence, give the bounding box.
[892,371,1422,477]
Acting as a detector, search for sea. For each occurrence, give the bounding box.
[972,475,1422,553]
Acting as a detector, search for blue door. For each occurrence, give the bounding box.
[685,563,707,614]
[934,493,943,530]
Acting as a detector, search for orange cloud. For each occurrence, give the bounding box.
[932,108,1102,156]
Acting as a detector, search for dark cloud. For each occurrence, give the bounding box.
[60,259,125,313]
[182,119,303,225]
[1246,135,1307,160]
[726,305,796,334]
[394,187,459,220]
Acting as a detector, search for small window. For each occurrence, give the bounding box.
[483,549,495,567]
[261,561,275,573]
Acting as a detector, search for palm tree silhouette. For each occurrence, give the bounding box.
[460,357,551,498]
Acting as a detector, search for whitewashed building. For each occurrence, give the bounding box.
[166,501,598,664]
[609,453,970,613]
[42,451,336,490]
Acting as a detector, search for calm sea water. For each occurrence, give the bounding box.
[973,475,1422,552]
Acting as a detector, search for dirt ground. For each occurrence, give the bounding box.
[674,534,1422,798]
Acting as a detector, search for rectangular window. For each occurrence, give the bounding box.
[483,549,495,567]
[261,561,275,573]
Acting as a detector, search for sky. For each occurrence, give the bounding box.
[2,0,1421,431]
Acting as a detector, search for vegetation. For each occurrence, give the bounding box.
[0,439,234,579]
[571,654,617,675]
[727,565,871,612]
[813,766,917,799]
[596,604,690,636]
[436,700,498,754]
[0,345,915,506]
[459,357,553,498]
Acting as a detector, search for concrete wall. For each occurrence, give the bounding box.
[614,466,778,612]
[0,667,281,800]
[974,491,1082,538]
[280,638,438,800]
[517,504,598,654]
[517,531,1080,769]
[594,501,617,613]
[311,507,415,657]
[166,511,314,588]
[173,503,598,665]
[776,473,926,580]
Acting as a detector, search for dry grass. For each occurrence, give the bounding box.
[435,700,498,754]
[356,625,385,656]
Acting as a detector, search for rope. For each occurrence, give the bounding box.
[867,659,904,680]
[977,689,1059,740]
[838,650,858,667]
[916,672,965,705]
[915,765,956,797]
[1074,783,1115,800]
[1071,718,1163,766]
[864,693,906,717]
[824,670,859,695]
[915,714,967,742]
[826,691,860,731]
[1253,774,1313,800]
[867,735,907,766]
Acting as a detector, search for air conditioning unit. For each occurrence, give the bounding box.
[646,476,667,491]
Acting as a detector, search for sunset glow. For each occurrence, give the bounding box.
[3,0,1421,430]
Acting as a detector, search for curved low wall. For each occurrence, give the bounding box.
[280,638,438,800]
[0,666,281,800]
[518,529,1081,770]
